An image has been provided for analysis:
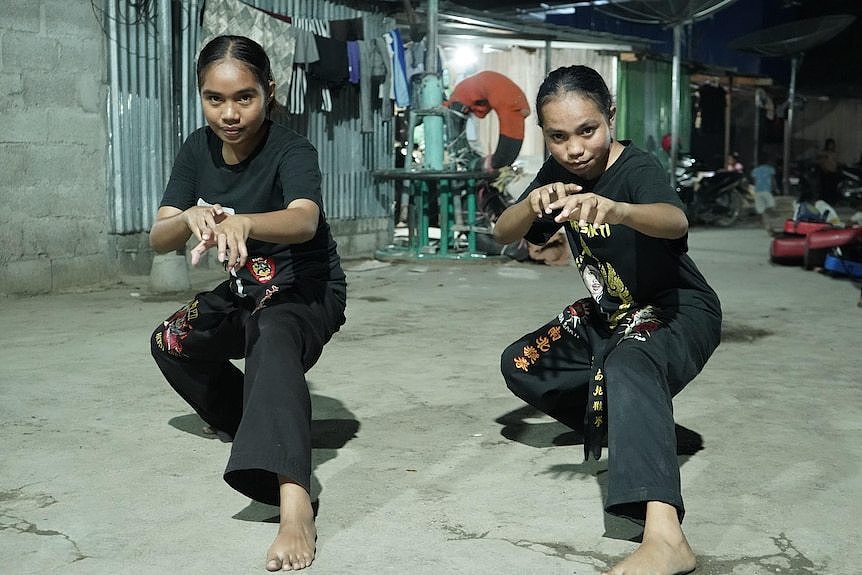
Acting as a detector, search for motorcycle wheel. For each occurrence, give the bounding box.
[712,189,743,227]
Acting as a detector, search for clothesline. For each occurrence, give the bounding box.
[199,0,435,125]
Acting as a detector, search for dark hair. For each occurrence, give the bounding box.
[535,65,613,127]
[196,35,273,93]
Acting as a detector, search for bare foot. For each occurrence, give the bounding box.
[602,501,696,575]
[265,481,316,571]
[601,537,696,575]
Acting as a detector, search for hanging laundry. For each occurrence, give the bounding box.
[200,0,297,106]
[308,34,350,88]
[252,5,291,23]
[347,41,360,85]
[291,18,333,113]
[697,83,726,134]
[404,37,426,80]
[329,18,364,42]
[755,87,775,121]
[359,40,374,132]
[386,29,410,108]
[373,36,393,121]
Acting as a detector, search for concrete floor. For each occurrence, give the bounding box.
[1,223,860,574]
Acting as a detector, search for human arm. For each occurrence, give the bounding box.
[548,193,689,240]
[149,201,234,254]
[493,181,581,244]
[495,182,688,243]
[188,198,319,269]
[538,145,689,240]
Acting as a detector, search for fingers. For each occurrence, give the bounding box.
[215,230,248,271]
[553,194,605,227]
[185,205,224,241]
[186,208,249,271]
[189,240,210,267]
[530,182,582,215]
[217,233,229,267]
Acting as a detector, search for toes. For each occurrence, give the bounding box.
[290,555,307,570]
[283,553,312,571]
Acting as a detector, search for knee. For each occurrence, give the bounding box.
[501,344,551,409]
[500,341,525,390]
[604,347,668,400]
[150,323,172,361]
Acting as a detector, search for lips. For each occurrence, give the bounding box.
[565,159,590,171]
[221,127,242,139]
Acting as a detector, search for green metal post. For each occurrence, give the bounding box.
[438,181,450,256]
[466,179,477,255]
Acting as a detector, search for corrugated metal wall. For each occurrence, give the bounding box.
[105,0,395,234]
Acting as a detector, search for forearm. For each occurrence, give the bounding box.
[494,199,540,244]
[149,213,193,253]
[244,206,318,244]
[618,202,688,239]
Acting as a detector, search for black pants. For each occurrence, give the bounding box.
[500,301,720,521]
[151,279,346,506]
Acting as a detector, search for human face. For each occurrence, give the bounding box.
[541,93,614,180]
[583,265,603,297]
[199,58,273,161]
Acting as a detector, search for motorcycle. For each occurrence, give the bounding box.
[787,160,862,206]
[675,155,747,226]
[838,165,862,206]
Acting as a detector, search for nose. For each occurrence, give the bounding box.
[222,102,239,124]
[566,138,583,159]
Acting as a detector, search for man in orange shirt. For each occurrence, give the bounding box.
[445,70,531,169]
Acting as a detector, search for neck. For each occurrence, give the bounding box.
[605,140,624,168]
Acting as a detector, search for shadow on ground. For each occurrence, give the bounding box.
[495,404,704,542]
[168,392,359,523]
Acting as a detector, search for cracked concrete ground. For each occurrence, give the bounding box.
[1,224,860,574]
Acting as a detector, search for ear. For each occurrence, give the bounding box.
[266,80,276,102]
[608,105,617,123]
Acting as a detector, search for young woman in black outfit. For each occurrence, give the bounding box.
[495,65,721,575]
[149,35,346,571]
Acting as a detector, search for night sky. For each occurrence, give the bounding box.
[544,0,862,98]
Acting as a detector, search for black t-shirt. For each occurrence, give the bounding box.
[519,141,720,326]
[160,120,345,299]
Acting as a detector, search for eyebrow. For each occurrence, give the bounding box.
[201,87,259,97]
[544,120,597,133]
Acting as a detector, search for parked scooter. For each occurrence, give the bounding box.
[838,165,862,205]
[675,155,747,226]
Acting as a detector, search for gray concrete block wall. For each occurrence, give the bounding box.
[0,2,391,295]
[0,1,109,295]
[331,218,392,259]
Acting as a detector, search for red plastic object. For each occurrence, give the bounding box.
[782,219,832,236]
[770,234,806,263]
[804,227,862,250]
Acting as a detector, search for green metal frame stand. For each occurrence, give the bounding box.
[373,168,501,261]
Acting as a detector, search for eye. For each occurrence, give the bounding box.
[551,133,567,142]
[581,126,595,136]
[239,94,253,104]
[206,95,222,104]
